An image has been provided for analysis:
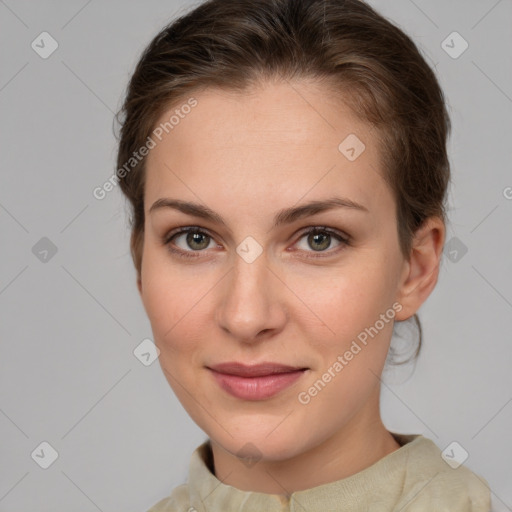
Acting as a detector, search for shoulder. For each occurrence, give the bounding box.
[395,434,491,511]
[144,440,212,512]
[145,484,190,512]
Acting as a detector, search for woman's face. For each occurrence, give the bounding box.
[138,79,410,462]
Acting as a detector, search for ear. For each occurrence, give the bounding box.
[394,216,445,321]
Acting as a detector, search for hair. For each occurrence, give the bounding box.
[115,0,451,364]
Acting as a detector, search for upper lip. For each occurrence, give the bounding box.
[207,362,307,377]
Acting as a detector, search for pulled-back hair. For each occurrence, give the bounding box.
[115,0,451,363]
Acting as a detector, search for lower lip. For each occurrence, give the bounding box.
[208,369,306,400]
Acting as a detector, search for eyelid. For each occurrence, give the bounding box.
[163,225,217,246]
[295,225,350,243]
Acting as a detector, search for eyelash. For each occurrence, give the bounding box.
[162,226,350,260]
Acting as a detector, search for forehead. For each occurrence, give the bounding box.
[144,79,388,217]
[151,79,373,151]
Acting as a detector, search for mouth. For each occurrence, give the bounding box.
[206,362,309,401]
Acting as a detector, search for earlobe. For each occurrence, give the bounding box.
[395,217,445,321]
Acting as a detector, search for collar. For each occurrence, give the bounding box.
[186,433,424,511]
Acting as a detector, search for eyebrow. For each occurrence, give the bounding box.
[149,196,368,228]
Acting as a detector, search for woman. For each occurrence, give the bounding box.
[115,0,491,509]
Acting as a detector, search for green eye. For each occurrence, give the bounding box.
[295,227,349,257]
[163,225,349,260]
[164,227,214,258]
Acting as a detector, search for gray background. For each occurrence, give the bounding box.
[1,0,511,510]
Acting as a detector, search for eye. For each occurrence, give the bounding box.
[294,226,349,258]
[163,226,217,259]
[163,225,350,260]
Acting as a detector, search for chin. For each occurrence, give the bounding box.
[209,423,309,463]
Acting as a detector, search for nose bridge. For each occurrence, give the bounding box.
[216,248,283,340]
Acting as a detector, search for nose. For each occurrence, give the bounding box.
[215,251,287,344]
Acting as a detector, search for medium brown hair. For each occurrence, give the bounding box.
[115,0,451,363]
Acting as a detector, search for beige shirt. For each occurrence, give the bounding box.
[147,433,491,511]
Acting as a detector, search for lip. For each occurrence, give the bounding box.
[207,362,308,401]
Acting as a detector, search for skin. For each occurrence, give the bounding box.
[137,78,445,495]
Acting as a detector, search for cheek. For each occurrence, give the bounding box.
[140,249,208,359]
[290,258,398,345]
[291,257,398,407]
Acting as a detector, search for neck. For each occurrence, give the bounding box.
[210,388,401,495]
